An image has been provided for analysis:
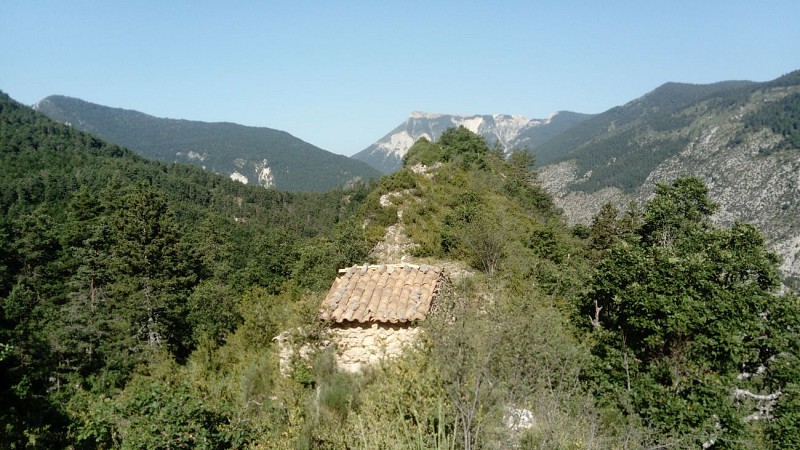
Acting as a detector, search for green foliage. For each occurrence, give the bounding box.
[396,128,585,301]
[422,277,649,449]
[379,166,418,192]
[106,182,198,361]
[351,350,457,450]
[403,137,446,167]
[581,177,800,446]
[587,202,642,260]
[289,218,372,293]
[403,130,547,240]
[744,91,800,153]
[0,91,372,446]
[403,126,490,169]
[72,358,233,449]
[234,287,308,348]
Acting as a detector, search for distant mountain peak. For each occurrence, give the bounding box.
[410,111,444,119]
[352,110,592,173]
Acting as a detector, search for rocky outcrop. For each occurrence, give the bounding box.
[352,111,590,173]
[540,120,800,284]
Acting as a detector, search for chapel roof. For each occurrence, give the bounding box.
[318,263,445,324]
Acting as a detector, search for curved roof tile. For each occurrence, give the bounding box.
[319,264,445,323]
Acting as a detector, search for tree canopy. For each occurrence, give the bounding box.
[582,177,800,447]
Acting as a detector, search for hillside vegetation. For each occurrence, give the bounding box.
[537,70,800,287]
[35,95,381,192]
[2,93,800,448]
[0,91,373,447]
[534,80,759,193]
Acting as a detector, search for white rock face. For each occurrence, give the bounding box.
[389,113,538,160]
[455,116,484,134]
[186,151,206,161]
[491,114,537,147]
[254,159,275,188]
[353,110,580,174]
[229,171,248,184]
[227,159,275,188]
[376,131,432,158]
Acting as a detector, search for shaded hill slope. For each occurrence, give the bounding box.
[35,95,381,191]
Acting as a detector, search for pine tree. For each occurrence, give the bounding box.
[105,183,196,367]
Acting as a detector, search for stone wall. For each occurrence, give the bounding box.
[330,323,420,373]
[275,323,421,375]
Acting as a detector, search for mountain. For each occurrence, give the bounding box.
[535,70,800,285]
[352,110,592,173]
[34,95,381,192]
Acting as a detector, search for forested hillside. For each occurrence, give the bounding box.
[35,95,381,192]
[534,80,757,192]
[0,91,373,447]
[2,92,800,448]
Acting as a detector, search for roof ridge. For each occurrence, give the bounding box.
[338,263,443,273]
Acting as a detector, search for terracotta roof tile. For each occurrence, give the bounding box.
[318,264,445,323]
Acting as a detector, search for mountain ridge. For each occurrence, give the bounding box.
[351,110,592,173]
[535,70,800,286]
[35,95,382,192]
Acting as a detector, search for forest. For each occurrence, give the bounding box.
[744,91,800,152]
[2,91,800,449]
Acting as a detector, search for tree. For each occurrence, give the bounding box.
[438,126,490,157]
[105,183,196,366]
[505,148,536,186]
[72,357,234,449]
[581,177,800,447]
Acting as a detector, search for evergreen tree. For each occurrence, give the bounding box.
[105,183,197,367]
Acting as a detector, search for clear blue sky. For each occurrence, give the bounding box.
[2,1,798,155]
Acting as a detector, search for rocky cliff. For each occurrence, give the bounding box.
[352,111,591,173]
[538,75,800,286]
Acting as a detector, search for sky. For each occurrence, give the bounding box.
[1,1,799,156]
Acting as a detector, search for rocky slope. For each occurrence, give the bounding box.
[352,110,591,173]
[538,72,800,286]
